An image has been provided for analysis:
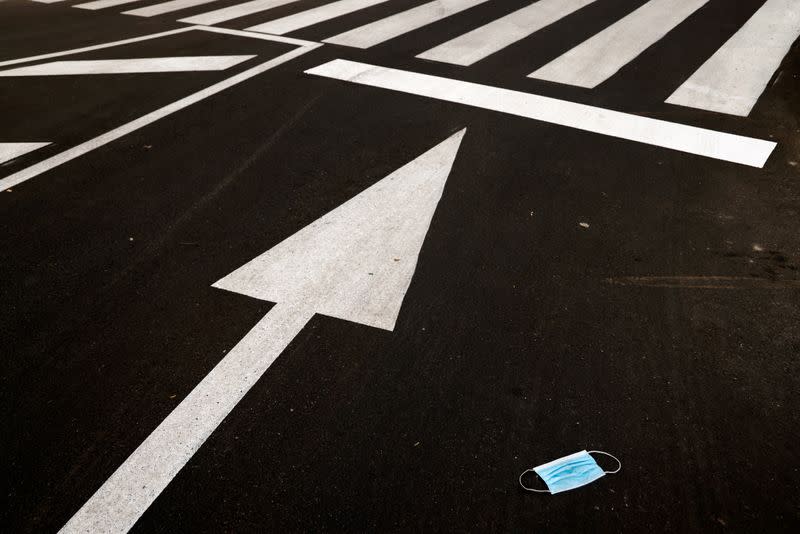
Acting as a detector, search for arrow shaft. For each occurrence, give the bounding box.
[60,302,314,534]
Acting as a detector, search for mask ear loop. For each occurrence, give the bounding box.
[587,450,622,474]
[519,468,550,492]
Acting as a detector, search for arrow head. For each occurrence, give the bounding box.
[213,128,467,331]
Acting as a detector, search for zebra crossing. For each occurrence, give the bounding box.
[246,0,392,35]
[666,0,800,116]
[527,0,710,88]
[123,0,222,17]
[24,0,800,117]
[178,0,302,25]
[74,0,143,10]
[416,0,597,66]
[324,0,491,49]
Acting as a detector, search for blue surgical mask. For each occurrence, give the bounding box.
[519,450,621,494]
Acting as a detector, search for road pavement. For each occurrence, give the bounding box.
[2,0,799,532]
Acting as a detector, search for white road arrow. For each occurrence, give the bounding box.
[60,128,467,534]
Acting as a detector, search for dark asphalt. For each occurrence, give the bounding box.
[2,0,799,532]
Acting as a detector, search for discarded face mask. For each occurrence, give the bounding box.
[519,450,621,494]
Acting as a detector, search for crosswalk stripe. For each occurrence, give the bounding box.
[665,0,800,117]
[247,0,389,35]
[74,0,145,10]
[324,0,490,49]
[529,0,710,88]
[416,0,598,67]
[305,59,776,168]
[123,0,222,17]
[178,0,301,26]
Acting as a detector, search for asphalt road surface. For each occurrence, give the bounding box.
[2,0,799,532]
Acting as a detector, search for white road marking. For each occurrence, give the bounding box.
[324,0,490,49]
[305,59,776,168]
[0,28,194,69]
[59,302,315,534]
[0,143,50,166]
[0,56,255,76]
[178,0,301,25]
[417,0,598,66]
[195,23,321,47]
[75,0,146,10]
[215,129,466,330]
[0,33,320,192]
[59,129,466,534]
[529,0,710,88]
[123,0,222,17]
[665,0,800,116]
[247,0,390,35]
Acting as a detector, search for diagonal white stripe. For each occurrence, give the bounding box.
[0,56,255,76]
[325,0,490,49]
[59,303,315,534]
[247,0,389,35]
[123,0,222,17]
[665,0,800,116]
[0,28,194,69]
[0,42,320,192]
[75,0,146,10]
[529,0,710,88]
[178,0,300,26]
[417,0,598,66]
[305,59,776,168]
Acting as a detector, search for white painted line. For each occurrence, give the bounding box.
[324,0,490,49]
[248,0,389,35]
[666,0,800,116]
[0,43,321,192]
[529,0,710,88]
[0,28,193,69]
[215,129,467,331]
[60,129,466,533]
[59,302,315,534]
[305,59,776,168]
[178,0,300,26]
[0,56,255,76]
[417,0,598,66]
[123,0,222,17]
[0,143,50,166]
[75,0,145,10]
[193,24,320,47]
